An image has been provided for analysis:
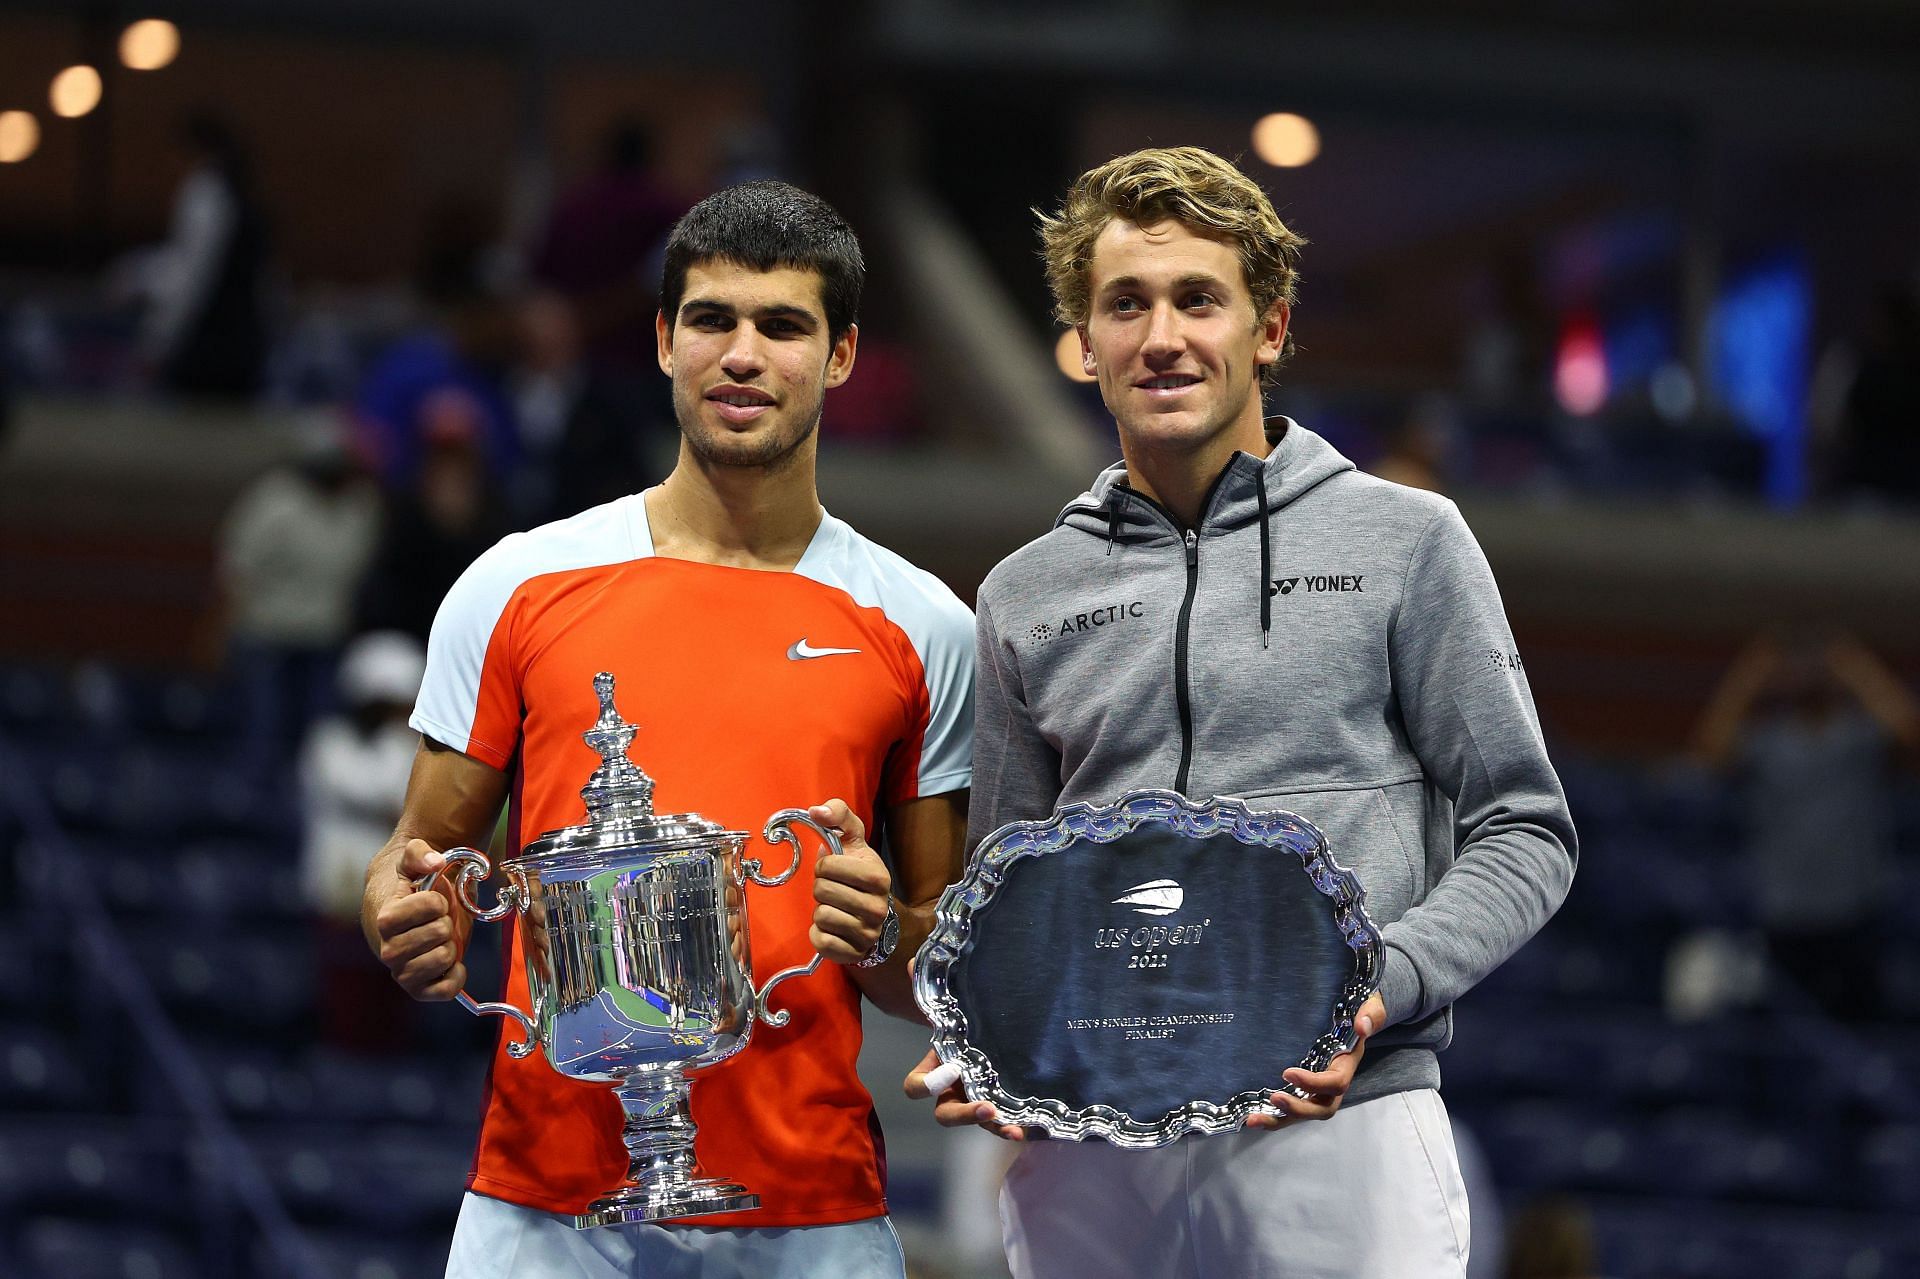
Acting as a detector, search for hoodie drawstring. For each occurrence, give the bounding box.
[1106,499,1122,556]
[1257,474,1272,649]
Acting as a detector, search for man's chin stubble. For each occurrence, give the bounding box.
[680,414,821,472]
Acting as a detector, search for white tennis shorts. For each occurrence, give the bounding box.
[1000,1088,1470,1279]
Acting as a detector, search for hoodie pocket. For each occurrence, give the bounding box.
[1236,785,1421,928]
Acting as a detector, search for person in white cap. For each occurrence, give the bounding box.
[300,630,427,1050]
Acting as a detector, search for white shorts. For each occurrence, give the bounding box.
[444,1191,907,1279]
[999,1089,1470,1279]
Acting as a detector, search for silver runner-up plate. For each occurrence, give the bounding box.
[912,789,1383,1148]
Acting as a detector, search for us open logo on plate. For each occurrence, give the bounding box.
[1112,879,1183,916]
[1096,880,1210,957]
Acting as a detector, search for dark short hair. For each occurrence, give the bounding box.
[659,181,865,341]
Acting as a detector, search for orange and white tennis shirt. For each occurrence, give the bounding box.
[411,490,974,1226]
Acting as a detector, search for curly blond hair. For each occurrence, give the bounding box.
[1037,146,1305,367]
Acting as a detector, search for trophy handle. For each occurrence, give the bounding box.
[414,847,540,1059]
[744,810,843,1027]
[747,808,841,887]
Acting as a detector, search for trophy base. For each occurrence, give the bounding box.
[574,1179,761,1228]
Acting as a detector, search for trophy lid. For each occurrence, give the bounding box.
[514,671,743,869]
[580,670,656,819]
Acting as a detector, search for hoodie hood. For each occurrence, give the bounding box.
[1054,418,1359,647]
[1054,417,1357,543]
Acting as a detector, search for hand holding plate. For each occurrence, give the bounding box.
[1247,991,1383,1128]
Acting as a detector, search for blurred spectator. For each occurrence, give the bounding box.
[299,630,426,1052]
[355,195,521,488]
[1502,1195,1603,1279]
[507,290,661,526]
[1832,285,1920,506]
[300,630,422,919]
[530,120,687,370]
[119,115,272,398]
[1663,926,1767,1023]
[219,420,381,774]
[1691,629,1920,1021]
[355,404,516,644]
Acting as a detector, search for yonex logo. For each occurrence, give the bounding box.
[787,639,861,661]
[1269,575,1363,597]
[1112,879,1183,916]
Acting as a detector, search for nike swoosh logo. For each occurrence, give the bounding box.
[787,639,862,660]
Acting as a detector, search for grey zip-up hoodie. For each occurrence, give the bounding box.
[970,419,1578,1105]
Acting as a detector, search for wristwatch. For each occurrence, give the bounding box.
[854,900,901,969]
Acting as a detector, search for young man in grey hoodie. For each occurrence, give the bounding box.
[907,147,1577,1277]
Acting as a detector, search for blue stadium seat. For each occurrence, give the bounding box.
[14,1215,202,1279]
[0,1115,195,1225]
[0,930,73,1019]
[0,1022,95,1112]
[130,1037,320,1124]
[249,1124,471,1230]
[307,1050,488,1127]
[1477,1100,1633,1192]
[1591,1201,1920,1279]
[1861,1124,1920,1215]
[278,1224,448,1279]
[0,665,74,745]
[47,832,301,927]
[111,669,245,745]
[1643,1109,1838,1205]
[174,841,307,920]
[122,923,317,1032]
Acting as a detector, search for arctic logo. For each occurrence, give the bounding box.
[1112,879,1183,916]
[787,639,862,660]
[1030,601,1146,644]
[1269,574,1364,597]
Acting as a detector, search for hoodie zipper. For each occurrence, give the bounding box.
[1093,461,1243,797]
[1173,527,1199,795]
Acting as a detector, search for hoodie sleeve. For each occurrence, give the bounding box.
[1378,502,1578,1027]
[966,588,1066,856]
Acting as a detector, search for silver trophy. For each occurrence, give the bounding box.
[418,672,835,1226]
[914,790,1383,1147]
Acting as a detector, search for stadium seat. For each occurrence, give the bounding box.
[0,1115,195,1225]
[121,922,317,1033]
[14,1215,202,1279]
[0,1022,94,1112]
[249,1123,471,1231]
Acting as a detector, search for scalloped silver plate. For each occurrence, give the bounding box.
[913,789,1383,1148]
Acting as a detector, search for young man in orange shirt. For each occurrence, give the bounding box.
[364,181,973,1278]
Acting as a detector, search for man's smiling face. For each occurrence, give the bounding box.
[657,258,856,471]
[1080,218,1285,463]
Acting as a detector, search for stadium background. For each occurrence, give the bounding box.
[1,2,1917,1275]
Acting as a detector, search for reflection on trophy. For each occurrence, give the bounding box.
[419,671,834,1226]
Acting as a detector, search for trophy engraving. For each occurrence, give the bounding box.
[418,673,836,1226]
